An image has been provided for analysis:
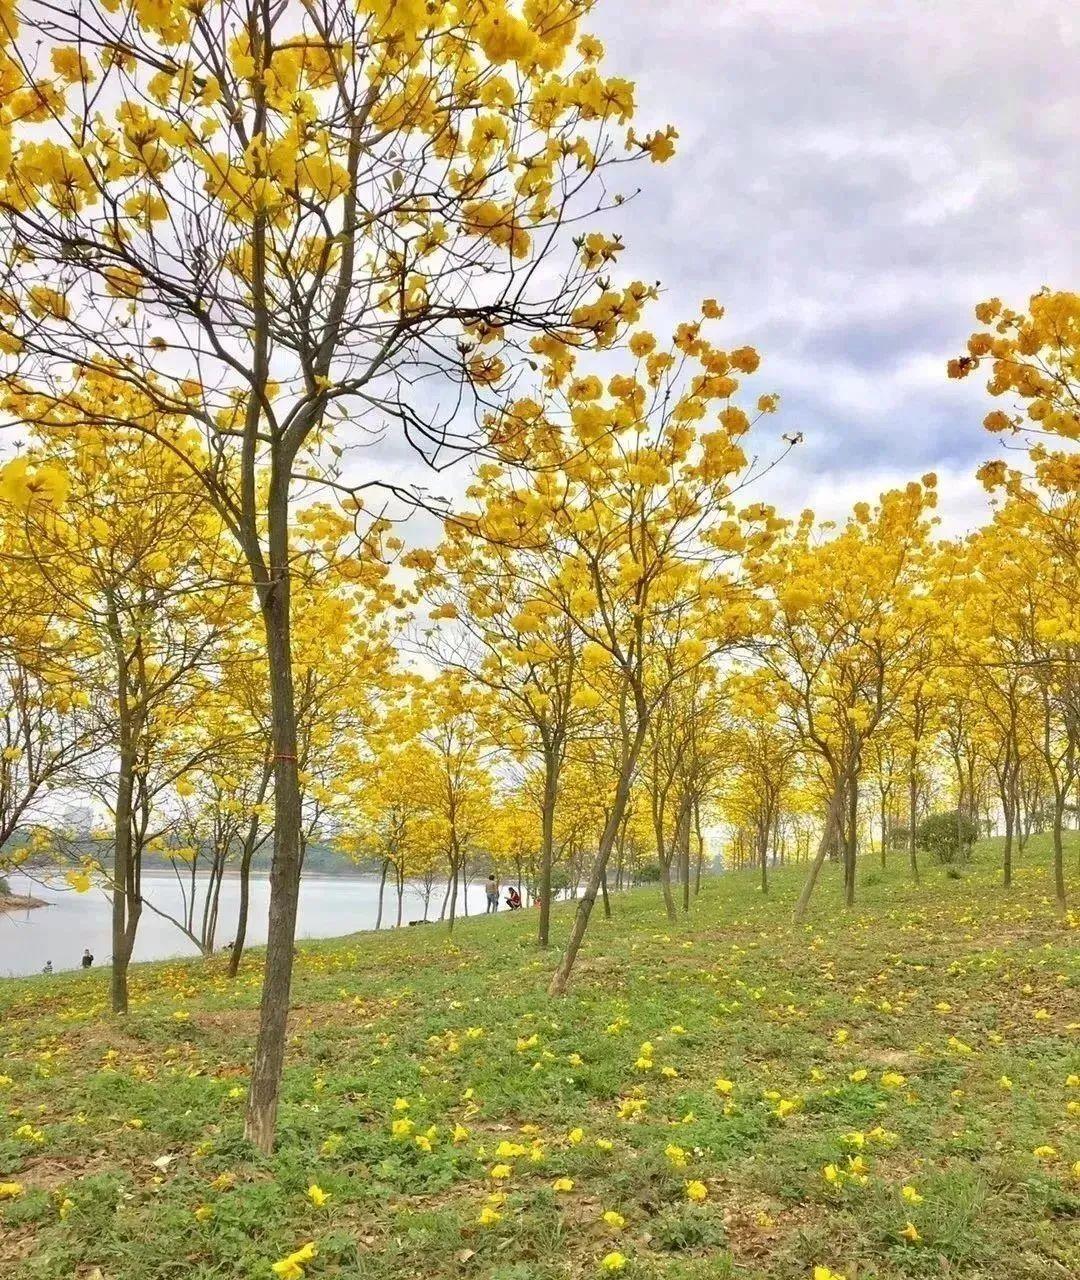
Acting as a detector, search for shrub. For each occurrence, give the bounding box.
[917,810,979,864]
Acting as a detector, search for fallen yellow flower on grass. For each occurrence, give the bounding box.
[477,1204,502,1226]
[307,1184,330,1208]
[552,1177,574,1192]
[567,1127,585,1144]
[901,1185,923,1204]
[880,1072,906,1088]
[0,1182,24,1199]
[1033,1146,1057,1160]
[600,1252,627,1273]
[686,1179,708,1202]
[194,1204,214,1222]
[714,1077,733,1095]
[900,1222,921,1242]
[602,1209,625,1230]
[813,1268,844,1280]
[271,1242,317,1280]
[999,1076,1013,1090]
[58,1197,74,1219]
[489,1163,512,1180]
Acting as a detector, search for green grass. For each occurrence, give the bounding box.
[1,848,1077,1280]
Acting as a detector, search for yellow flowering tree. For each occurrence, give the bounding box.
[0,0,673,1150]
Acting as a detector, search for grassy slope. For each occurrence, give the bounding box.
[0,850,1077,1280]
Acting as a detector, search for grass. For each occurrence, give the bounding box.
[0,848,1077,1280]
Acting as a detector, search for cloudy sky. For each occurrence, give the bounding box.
[581,0,1080,531]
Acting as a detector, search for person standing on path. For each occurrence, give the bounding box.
[485,874,499,914]
[81,948,93,969]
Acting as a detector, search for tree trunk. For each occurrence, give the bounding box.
[538,753,557,947]
[375,858,388,931]
[1001,784,1014,889]
[844,774,858,907]
[879,793,888,868]
[244,510,303,1156]
[693,798,705,894]
[600,869,611,919]
[793,790,841,924]
[549,721,646,996]
[1052,793,1067,911]
[679,793,691,913]
[659,858,677,923]
[228,765,272,978]
[907,762,920,885]
[447,852,460,932]
[229,838,256,978]
[111,739,137,1015]
[759,818,769,896]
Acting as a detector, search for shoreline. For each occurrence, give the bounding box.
[0,893,48,913]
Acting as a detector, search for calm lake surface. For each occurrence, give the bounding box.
[0,871,491,978]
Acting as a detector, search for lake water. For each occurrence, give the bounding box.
[0,871,491,979]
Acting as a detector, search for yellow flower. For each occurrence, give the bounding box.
[813,1269,845,1280]
[390,1118,414,1139]
[392,1097,410,1111]
[567,1127,585,1144]
[58,1197,74,1219]
[0,1182,24,1199]
[194,1204,214,1222]
[489,1163,512,1180]
[477,1204,502,1226]
[900,1222,921,1243]
[880,1072,906,1089]
[714,1078,733,1095]
[1066,1074,1079,1087]
[661,1066,678,1079]
[998,1076,1013,1091]
[452,1124,470,1143]
[1033,1145,1057,1160]
[664,1144,687,1167]
[552,1177,574,1192]
[849,1069,868,1083]
[307,1184,330,1208]
[901,1185,923,1205]
[271,1242,318,1280]
[602,1209,625,1230]
[595,1138,614,1151]
[822,1164,840,1185]
[686,1180,708,1203]
[600,1252,628,1273]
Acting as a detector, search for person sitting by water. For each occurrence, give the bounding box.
[42,960,53,975]
[81,948,93,969]
[506,886,522,910]
[485,874,499,914]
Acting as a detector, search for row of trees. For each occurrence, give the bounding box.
[0,0,1076,1156]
